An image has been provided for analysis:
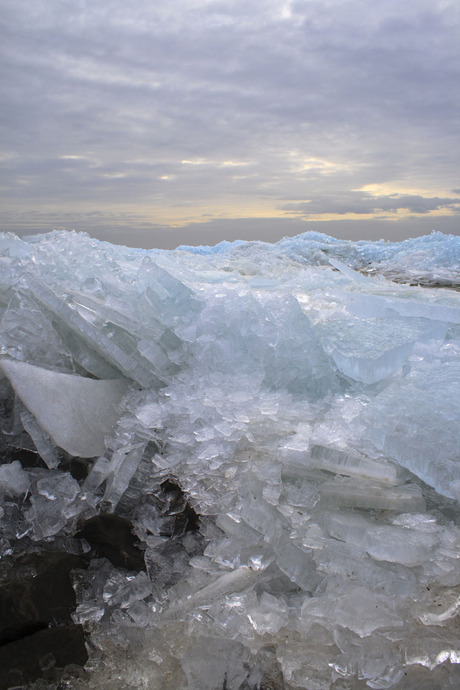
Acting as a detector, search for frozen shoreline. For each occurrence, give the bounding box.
[0,230,459,689]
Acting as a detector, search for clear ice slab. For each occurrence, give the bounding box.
[0,358,129,457]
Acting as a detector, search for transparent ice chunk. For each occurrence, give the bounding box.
[327,512,439,567]
[301,586,403,637]
[164,566,260,619]
[247,592,289,634]
[359,361,460,498]
[37,473,79,503]
[23,274,162,388]
[18,401,60,468]
[274,542,316,591]
[319,317,446,384]
[0,460,30,496]
[309,445,400,484]
[347,292,460,324]
[319,478,425,512]
[103,572,151,609]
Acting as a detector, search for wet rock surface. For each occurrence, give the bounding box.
[59,455,91,481]
[0,552,88,641]
[0,447,203,689]
[0,625,87,690]
[1,446,47,470]
[0,551,89,689]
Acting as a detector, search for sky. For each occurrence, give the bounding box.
[1,0,459,249]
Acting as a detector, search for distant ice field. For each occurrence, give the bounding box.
[0,229,459,689]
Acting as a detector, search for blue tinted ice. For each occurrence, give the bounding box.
[0,229,459,689]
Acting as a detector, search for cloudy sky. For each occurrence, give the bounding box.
[1,0,459,248]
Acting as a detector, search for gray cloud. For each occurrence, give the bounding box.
[283,192,460,217]
[1,0,459,246]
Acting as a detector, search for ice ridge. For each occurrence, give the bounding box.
[0,229,459,689]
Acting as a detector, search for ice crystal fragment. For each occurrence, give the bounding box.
[319,478,425,511]
[321,316,445,384]
[18,401,60,468]
[309,444,400,483]
[301,585,403,637]
[417,589,460,625]
[0,460,30,497]
[327,511,440,567]
[181,638,252,690]
[359,361,460,498]
[24,274,162,388]
[26,471,82,540]
[247,591,289,634]
[164,565,260,619]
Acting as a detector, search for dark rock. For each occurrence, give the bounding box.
[0,551,89,689]
[0,624,87,690]
[69,457,90,481]
[77,513,146,571]
[58,455,91,481]
[0,552,88,646]
[2,446,47,469]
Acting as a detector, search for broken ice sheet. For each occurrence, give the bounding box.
[163,565,260,619]
[18,400,60,468]
[103,571,151,609]
[327,511,440,568]
[37,473,79,502]
[402,625,460,670]
[0,293,73,372]
[246,591,289,634]
[359,360,460,499]
[347,290,460,324]
[332,627,405,688]
[312,540,419,597]
[301,586,403,637]
[319,477,425,512]
[72,603,105,625]
[25,470,86,540]
[308,445,401,484]
[0,358,129,457]
[181,637,253,690]
[275,625,341,690]
[318,316,446,384]
[414,585,460,625]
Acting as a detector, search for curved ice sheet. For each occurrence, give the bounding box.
[0,229,459,690]
[0,359,129,457]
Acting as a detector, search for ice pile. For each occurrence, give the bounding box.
[0,229,459,689]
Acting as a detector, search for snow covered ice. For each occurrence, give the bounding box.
[0,229,459,689]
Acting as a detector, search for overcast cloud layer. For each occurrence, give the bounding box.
[1,0,459,248]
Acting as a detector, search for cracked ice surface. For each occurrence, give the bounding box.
[0,229,459,689]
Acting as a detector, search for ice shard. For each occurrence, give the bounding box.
[0,358,129,457]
